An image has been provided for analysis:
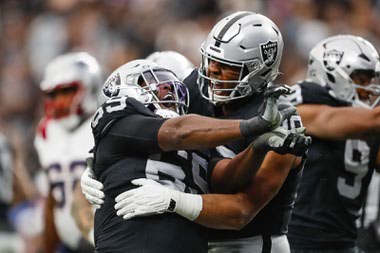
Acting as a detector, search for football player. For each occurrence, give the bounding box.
[34,52,102,252]
[280,35,380,253]
[84,57,310,252]
[83,11,310,253]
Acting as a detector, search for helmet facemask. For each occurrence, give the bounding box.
[198,48,277,105]
[350,69,380,108]
[137,68,189,116]
[43,81,86,129]
[196,12,283,106]
[40,52,103,129]
[102,62,189,117]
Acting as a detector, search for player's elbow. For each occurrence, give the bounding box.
[230,195,257,230]
[231,212,253,230]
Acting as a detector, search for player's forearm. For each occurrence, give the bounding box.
[210,147,265,194]
[194,193,257,230]
[300,105,380,140]
[158,114,242,151]
[43,192,59,253]
[71,184,94,244]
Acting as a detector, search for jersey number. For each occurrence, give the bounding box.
[145,151,209,194]
[337,140,370,199]
[92,97,128,128]
[47,161,87,208]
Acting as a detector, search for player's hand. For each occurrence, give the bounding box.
[115,179,173,220]
[240,84,296,137]
[81,167,105,209]
[252,127,312,156]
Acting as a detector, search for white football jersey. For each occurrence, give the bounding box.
[34,117,93,249]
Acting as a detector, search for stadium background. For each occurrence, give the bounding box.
[1,0,380,252]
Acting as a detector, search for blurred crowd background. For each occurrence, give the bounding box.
[1,0,380,252]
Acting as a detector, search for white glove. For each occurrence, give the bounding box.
[115,178,202,221]
[80,167,105,209]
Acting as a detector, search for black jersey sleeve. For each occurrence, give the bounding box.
[104,114,166,155]
[280,81,350,107]
[91,96,157,144]
[93,105,168,176]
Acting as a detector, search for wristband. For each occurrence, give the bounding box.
[170,191,203,221]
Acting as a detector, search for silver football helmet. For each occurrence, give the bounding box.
[198,11,284,104]
[308,35,380,108]
[98,59,189,116]
[40,52,102,128]
[146,51,195,81]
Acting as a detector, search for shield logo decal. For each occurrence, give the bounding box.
[323,50,344,71]
[103,73,121,97]
[260,40,278,67]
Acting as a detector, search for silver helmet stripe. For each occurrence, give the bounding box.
[214,12,253,47]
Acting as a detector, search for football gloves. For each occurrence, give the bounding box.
[80,166,105,209]
[115,178,202,221]
[252,127,312,156]
[240,84,296,137]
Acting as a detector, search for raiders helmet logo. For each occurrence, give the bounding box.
[102,73,121,98]
[260,40,278,67]
[323,50,344,71]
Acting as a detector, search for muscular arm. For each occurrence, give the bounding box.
[209,146,266,194]
[71,183,94,245]
[298,104,380,140]
[43,190,59,253]
[158,114,242,151]
[195,152,300,230]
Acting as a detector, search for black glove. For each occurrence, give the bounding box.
[240,84,296,137]
[252,127,312,156]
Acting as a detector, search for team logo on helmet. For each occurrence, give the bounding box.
[323,49,344,71]
[260,40,278,67]
[102,73,121,98]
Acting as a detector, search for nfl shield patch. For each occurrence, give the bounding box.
[323,49,344,71]
[260,40,278,67]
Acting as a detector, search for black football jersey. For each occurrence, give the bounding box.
[284,81,380,249]
[184,69,304,239]
[91,96,209,252]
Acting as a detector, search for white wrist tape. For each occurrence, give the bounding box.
[170,190,203,221]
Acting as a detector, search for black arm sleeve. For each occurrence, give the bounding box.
[99,114,167,156]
